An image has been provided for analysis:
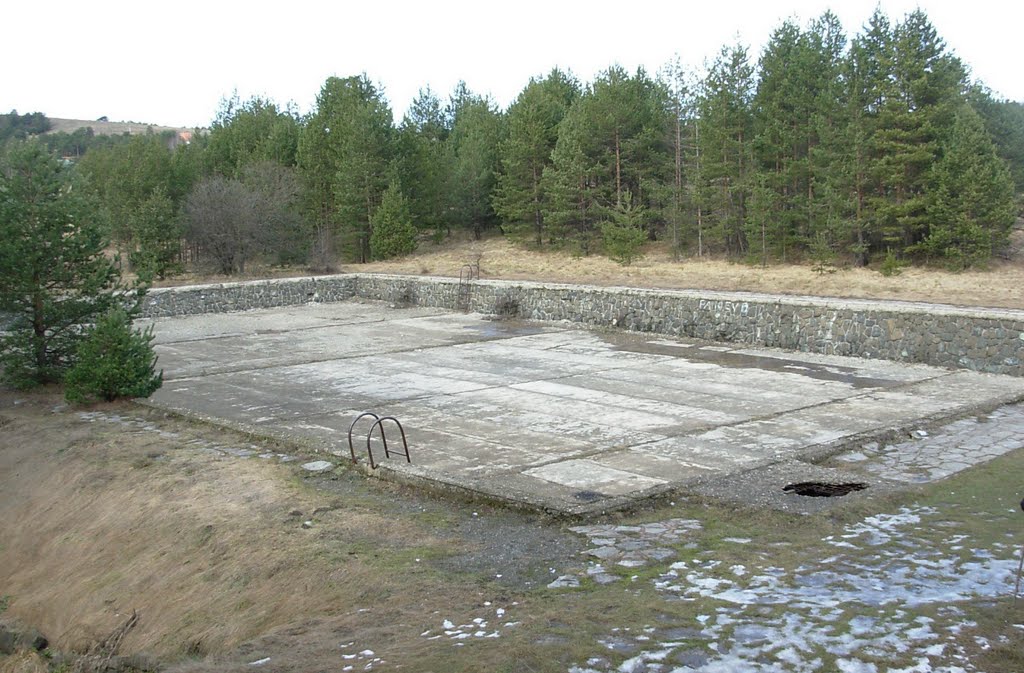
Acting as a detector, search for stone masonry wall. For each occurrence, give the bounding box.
[142,273,1024,376]
[141,276,355,318]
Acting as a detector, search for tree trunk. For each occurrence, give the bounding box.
[614,129,622,207]
[32,286,46,375]
[532,164,542,246]
[362,185,374,263]
[695,121,703,258]
[673,113,682,260]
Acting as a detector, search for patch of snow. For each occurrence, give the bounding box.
[573,505,1011,673]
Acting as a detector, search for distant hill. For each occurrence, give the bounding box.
[45,117,203,137]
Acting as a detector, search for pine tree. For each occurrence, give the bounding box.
[696,44,756,255]
[753,13,847,261]
[968,87,1024,193]
[370,180,418,260]
[446,90,503,240]
[753,19,804,260]
[587,66,672,224]
[542,106,601,253]
[806,12,854,261]
[0,142,131,387]
[297,75,394,264]
[541,66,672,253]
[918,105,1016,267]
[600,191,647,265]
[128,186,181,280]
[205,94,300,175]
[657,58,690,259]
[64,307,162,403]
[77,134,178,247]
[836,10,893,266]
[494,69,579,246]
[395,87,451,240]
[869,10,967,254]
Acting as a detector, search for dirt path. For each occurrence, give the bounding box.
[2,390,1023,672]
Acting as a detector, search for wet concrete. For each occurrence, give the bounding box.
[611,335,903,389]
[141,300,1024,515]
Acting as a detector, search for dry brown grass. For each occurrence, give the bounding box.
[45,118,194,136]
[0,651,47,673]
[355,233,1024,310]
[150,225,1024,310]
[0,394,482,667]
[3,390,1023,672]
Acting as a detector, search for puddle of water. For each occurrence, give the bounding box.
[609,334,902,389]
[464,321,548,339]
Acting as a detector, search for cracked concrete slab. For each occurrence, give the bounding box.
[142,300,1024,515]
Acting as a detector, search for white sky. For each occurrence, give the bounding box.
[3,0,1021,128]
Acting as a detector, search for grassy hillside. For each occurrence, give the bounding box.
[354,229,1024,310]
[45,117,199,136]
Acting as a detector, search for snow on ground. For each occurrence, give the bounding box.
[571,506,1018,673]
[420,602,520,645]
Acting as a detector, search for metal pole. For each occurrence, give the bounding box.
[1015,543,1024,601]
[1016,498,1024,601]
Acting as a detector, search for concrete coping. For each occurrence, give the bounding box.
[147,272,1024,322]
[148,276,339,295]
[354,272,1024,321]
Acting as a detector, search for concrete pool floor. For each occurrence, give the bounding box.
[143,301,1024,515]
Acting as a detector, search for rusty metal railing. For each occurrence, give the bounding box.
[347,412,411,470]
[347,411,380,464]
[366,416,410,469]
[457,263,479,311]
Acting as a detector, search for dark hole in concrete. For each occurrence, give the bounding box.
[574,490,606,502]
[783,481,867,498]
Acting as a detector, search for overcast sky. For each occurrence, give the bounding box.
[4,0,1021,128]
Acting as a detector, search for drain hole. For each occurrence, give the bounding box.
[783,481,867,498]
[574,490,606,502]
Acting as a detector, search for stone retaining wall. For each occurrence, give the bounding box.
[142,273,1024,376]
[142,276,355,317]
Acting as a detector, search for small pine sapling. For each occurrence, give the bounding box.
[64,308,163,403]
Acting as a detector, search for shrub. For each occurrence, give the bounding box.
[809,233,838,276]
[600,220,646,266]
[600,192,646,266]
[64,308,163,403]
[370,181,417,260]
[878,249,904,277]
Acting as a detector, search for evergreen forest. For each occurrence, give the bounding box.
[6,8,1024,277]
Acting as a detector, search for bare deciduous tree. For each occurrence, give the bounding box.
[184,176,262,275]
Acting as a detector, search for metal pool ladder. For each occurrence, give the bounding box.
[457,262,479,311]
[347,412,411,470]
